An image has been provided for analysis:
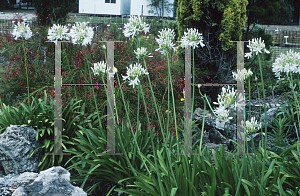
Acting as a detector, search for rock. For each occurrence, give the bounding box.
[12,166,87,196]
[259,108,278,129]
[0,172,38,196]
[0,125,43,175]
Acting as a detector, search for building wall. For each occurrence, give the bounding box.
[120,0,131,15]
[130,0,174,17]
[79,0,122,15]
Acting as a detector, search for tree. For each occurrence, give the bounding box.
[147,0,175,18]
[176,0,248,105]
[32,0,71,26]
[0,0,8,11]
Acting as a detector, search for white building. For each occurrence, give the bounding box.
[79,0,176,18]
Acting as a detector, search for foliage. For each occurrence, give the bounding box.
[176,0,247,51]
[275,91,300,143]
[0,0,8,11]
[63,119,155,195]
[32,0,70,26]
[114,144,300,195]
[267,117,291,155]
[176,0,248,106]
[0,90,95,173]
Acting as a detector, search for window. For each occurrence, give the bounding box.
[105,0,116,3]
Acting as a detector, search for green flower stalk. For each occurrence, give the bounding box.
[180,28,205,121]
[245,37,270,194]
[155,28,179,155]
[12,21,33,104]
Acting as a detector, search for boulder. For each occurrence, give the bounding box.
[0,172,38,196]
[12,166,87,196]
[0,125,43,175]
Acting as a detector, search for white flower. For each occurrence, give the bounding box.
[122,63,149,88]
[155,28,177,55]
[213,86,236,109]
[272,49,300,80]
[123,15,150,38]
[214,106,233,123]
[180,28,205,49]
[91,61,117,80]
[47,24,69,45]
[245,117,261,133]
[232,68,253,81]
[244,37,270,59]
[68,22,94,45]
[12,21,32,40]
[134,47,152,60]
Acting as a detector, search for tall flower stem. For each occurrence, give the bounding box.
[84,45,103,129]
[142,57,177,185]
[166,52,179,156]
[258,53,268,194]
[191,47,195,117]
[248,77,251,119]
[287,72,300,131]
[23,39,30,104]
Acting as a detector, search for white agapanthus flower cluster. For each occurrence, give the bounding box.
[232,68,253,82]
[244,37,270,59]
[214,106,232,122]
[47,24,70,45]
[155,28,177,55]
[123,15,150,38]
[180,28,205,49]
[122,63,149,88]
[244,117,262,133]
[91,61,117,80]
[272,49,300,79]
[134,47,153,60]
[213,86,236,109]
[212,86,236,123]
[68,22,94,45]
[12,21,32,40]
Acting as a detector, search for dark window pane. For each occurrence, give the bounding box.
[105,0,110,3]
[111,0,116,3]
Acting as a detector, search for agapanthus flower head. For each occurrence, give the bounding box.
[68,22,94,45]
[12,21,32,40]
[134,47,152,59]
[91,61,117,80]
[181,28,205,49]
[122,63,149,88]
[123,15,150,38]
[232,68,253,81]
[213,86,236,109]
[47,24,69,45]
[155,28,177,55]
[245,37,270,59]
[245,117,261,133]
[214,106,233,123]
[272,49,300,79]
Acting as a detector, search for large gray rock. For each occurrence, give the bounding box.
[0,172,38,196]
[0,125,43,175]
[12,166,87,196]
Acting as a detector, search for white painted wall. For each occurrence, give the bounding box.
[120,0,131,15]
[79,0,122,15]
[130,0,174,17]
[79,0,174,16]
